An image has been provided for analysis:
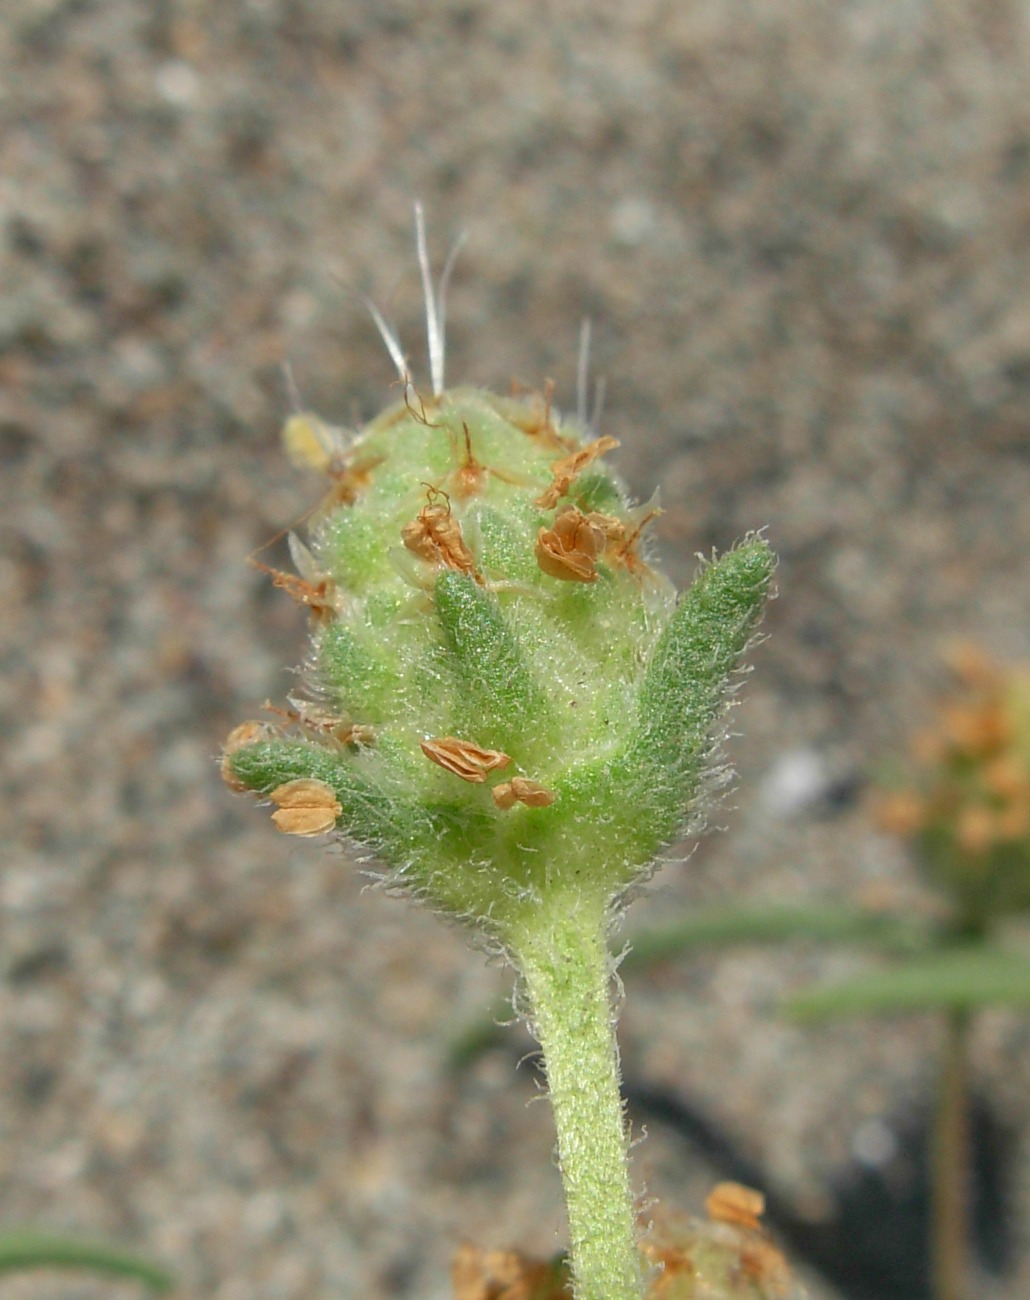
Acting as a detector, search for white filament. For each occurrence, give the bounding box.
[365,206,466,399]
[414,202,444,397]
[281,360,304,414]
[363,297,409,386]
[576,318,592,427]
[436,228,467,392]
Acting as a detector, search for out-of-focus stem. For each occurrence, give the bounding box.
[931,1008,971,1300]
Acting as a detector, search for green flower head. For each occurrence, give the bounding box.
[224,212,774,946]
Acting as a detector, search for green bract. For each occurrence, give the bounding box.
[226,384,773,941]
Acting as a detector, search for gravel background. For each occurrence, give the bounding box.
[2,1,1029,1297]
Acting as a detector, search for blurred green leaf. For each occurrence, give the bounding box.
[622,903,935,968]
[0,1232,172,1291]
[787,945,1030,1020]
[446,1010,511,1071]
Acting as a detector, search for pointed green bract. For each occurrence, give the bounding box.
[228,739,433,861]
[434,570,553,758]
[627,537,775,842]
[637,538,773,777]
[319,624,401,721]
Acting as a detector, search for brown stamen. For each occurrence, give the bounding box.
[248,557,340,624]
[402,487,480,579]
[535,436,619,509]
[420,736,511,783]
[706,1182,766,1233]
[492,777,556,809]
[536,506,606,583]
[268,778,342,836]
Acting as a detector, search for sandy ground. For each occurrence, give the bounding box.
[1,1,1029,1297]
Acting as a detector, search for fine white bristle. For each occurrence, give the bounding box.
[576,318,592,427]
[365,208,465,399]
[436,228,467,389]
[281,360,304,415]
[414,202,445,397]
[287,531,321,582]
[590,375,607,433]
[364,297,409,384]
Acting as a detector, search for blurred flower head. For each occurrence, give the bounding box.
[876,644,1030,927]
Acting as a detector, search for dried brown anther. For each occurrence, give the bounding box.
[536,506,606,583]
[268,778,342,836]
[706,1182,791,1293]
[263,700,374,749]
[249,553,341,625]
[402,488,480,579]
[534,436,619,509]
[421,737,512,783]
[491,778,556,810]
[705,1182,766,1233]
[592,504,662,577]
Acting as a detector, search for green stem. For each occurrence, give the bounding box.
[931,1009,971,1300]
[509,901,644,1300]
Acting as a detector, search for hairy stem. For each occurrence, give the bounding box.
[931,1008,971,1300]
[510,902,643,1300]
